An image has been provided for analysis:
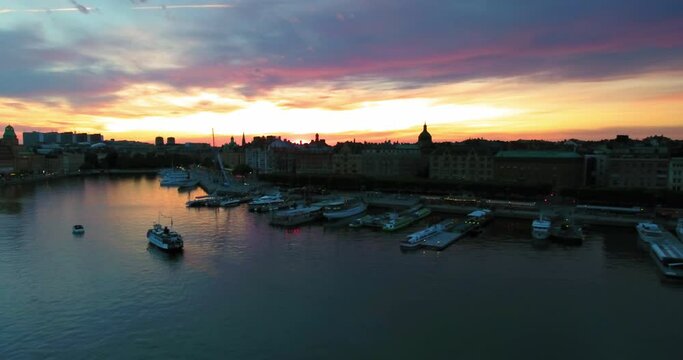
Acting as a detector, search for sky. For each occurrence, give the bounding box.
[1,0,682,144]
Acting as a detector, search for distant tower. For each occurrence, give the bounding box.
[167,137,176,146]
[2,125,19,146]
[315,133,319,142]
[241,132,246,147]
[417,122,432,147]
[155,136,164,147]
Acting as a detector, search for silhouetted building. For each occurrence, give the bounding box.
[167,137,176,146]
[361,143,421,178]
[58,132,74,145]
[332,142,362,175]
[2,125,19,146]
[155,136,164,147]
[23,131,42,147]
[88,134,103,143]
[430,146,495,181]
[494,151,584,189]
[0,144,14,173]
[417,123,433,150]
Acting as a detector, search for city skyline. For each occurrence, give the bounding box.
[1,0,683,143]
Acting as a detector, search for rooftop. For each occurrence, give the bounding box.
[495,150,581,159]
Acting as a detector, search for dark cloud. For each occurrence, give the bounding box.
[2,0,683,104]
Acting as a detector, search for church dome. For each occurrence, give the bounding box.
[418,123,432,145]
[3,124,16,139]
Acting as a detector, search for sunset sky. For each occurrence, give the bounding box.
[1,0,682,144]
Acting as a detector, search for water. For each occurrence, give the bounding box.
[1,176,682,359]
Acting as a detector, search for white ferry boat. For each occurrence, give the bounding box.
[636,222,664,245]
[531,216,551,240]
[322,198,367,220]
[147,223,184,252]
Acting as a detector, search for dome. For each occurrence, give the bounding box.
[3,124,16,139]
[417,123,432,145]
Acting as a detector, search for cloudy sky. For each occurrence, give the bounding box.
[1,0,682,144]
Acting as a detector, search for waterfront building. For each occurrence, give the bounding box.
[295,134,333,175]
[604,142,669,189]
[494,150,584,189]
[670,157,683,191]
[332,142,363,175]
[361,142,421,178]
[429,145,495,182]
[0,144,14,174]
[584,154,609,187]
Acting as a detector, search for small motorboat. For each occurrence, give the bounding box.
[72,225,85,234]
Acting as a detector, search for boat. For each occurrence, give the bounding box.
[159,170,191,186]
[531,215,551,240]
[650,239,683,280]
[636,222,664,245]
[270,205,322,226]
[465,209,493,234]
[72,224,85,234]
[400,219,454,250]
[676,218,683,242]
[248,193,284,212]
[382,207,432,232]
[186,196,221,208]
[549,217,584,245]
[146,223,183,251]
[219,198,241,208]
[322,198,367,220]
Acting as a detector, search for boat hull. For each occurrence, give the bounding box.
[323,203,367,220]
[148,235,183,252]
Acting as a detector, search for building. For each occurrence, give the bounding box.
[417,123,433,149]
[430,146,495,182]
[605,157,669,189]
[2,125,19,146]
[58,132,74,145]
[23,131,43,147]
[361,143,422,178]
[584,154,608,187]
[167,137,176,146]
[88,134,104,143]
[670,157,683,191]
[0,144,14,174]
[494,151,584,188]
[294,134,333,175]
[332,142,363,175]
[74,133,88,143]
[155,136,164,147]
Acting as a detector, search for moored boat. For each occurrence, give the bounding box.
[248,193,284,212]
[531,215,551,240]
[147,223,183,251]
[382,207,431,232]
[220,198,241,208]
[636,222,664,245]
[550,218,584,245]
[321,198,367,220]
[650,239,683,280]
[270,205,322,226]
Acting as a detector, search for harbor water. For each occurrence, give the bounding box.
[1,175,682,359]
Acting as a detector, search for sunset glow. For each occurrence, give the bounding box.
[1,0,682,143]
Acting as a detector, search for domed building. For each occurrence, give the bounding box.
[417,122,433,148]
[2,125,19,146]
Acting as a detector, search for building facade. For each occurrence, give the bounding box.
[430,146,494,181]
[494,151,584,188]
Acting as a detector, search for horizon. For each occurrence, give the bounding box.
[2,1,683,143]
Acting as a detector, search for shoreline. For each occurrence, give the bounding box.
[0,168,159,187]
